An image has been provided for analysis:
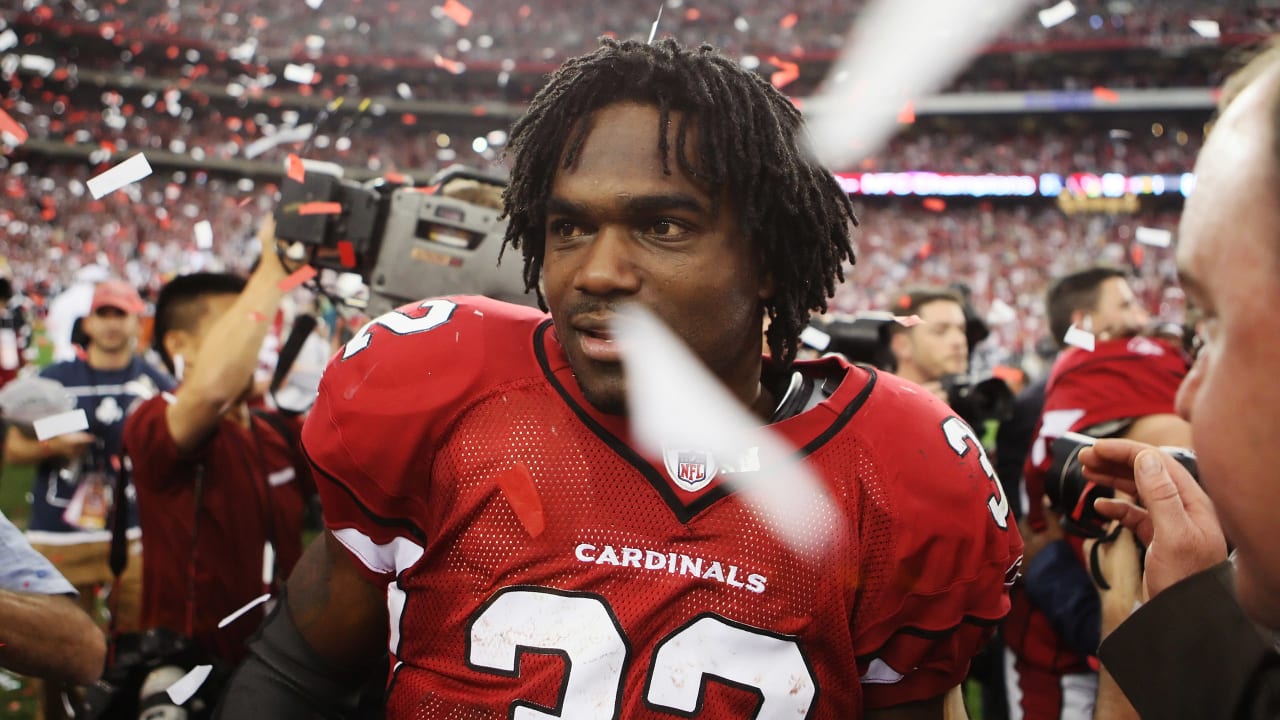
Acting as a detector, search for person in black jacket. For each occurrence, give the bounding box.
[1079,42,1280,720]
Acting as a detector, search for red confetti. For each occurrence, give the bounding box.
[922,198,946,212]
[494,463,544,538]
[383,171,407,184]
[338,241,357,268]
[894,314,925,328]
[0,109,29,145]
[337,239,358,267]
[1093,86,1119,102]
[433,55,466,75]
[442,0,473,26]
[297,201,342,216]
[277,265,317,292]
[685,7,701,20]
[238,196,254,208]
[768,56,800,90]
[1131,244,1145,266]
[897,102,916,124]
[780,12,798,28]
[249,310,267,324]
[286,154,305,183]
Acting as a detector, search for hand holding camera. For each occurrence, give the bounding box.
[1077,439,1228,601]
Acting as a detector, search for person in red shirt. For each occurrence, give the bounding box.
[1005,266,1190,720]
[220,39,1021,719]
[124,222,311,667]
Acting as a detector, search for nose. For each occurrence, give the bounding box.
[573,225,640,297]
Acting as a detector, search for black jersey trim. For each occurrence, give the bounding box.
[852,613,1008,665]
[533,321,877,524]
[302,442,430,544]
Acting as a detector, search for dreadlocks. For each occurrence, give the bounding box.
[502,37,857,369]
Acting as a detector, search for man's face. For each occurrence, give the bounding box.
[902,300,969,381]
[1087,276,1148,339]
[541,102,771,415]
[1174,69,1280,630]
[83,307,138,354]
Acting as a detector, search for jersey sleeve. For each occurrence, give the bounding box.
[852,378,1023,709]
[303,296,537,585]
[1023,338,1187,528]
[122,394,191,492]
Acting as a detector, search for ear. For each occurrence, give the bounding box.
[163,330,192,369]
[1069,308,1087,330]
[757,269,776,301]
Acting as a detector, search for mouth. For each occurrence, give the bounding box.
[571,318,622,363]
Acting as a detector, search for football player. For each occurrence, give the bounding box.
[220,39,1022,719]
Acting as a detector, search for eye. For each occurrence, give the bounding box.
[550,221,587,239]
[645,219,688,238]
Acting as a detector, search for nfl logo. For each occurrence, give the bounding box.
[678,456,707,484]
[663,449,718,492]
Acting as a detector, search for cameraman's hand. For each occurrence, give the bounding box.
[1084,521,1143,636]
[256,215,304,278]
[1018,497,1064,566]
[1078,439,1227,600]
[42,431,95,460]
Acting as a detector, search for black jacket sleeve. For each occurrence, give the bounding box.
[1023,540,1100,658]
[1099,562,1280,720]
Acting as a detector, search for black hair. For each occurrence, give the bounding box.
[152,272,247,374]
[501,37,857,369]
[1045,266,1127,349]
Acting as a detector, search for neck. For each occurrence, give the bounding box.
[87,345,132,371]
[895,364,930,386]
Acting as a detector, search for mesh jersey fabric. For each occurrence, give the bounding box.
[304,295,1023,718]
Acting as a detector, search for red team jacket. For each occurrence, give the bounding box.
[1006,336,1188,719]
[303,296,1023,718]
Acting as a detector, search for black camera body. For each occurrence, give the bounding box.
[940,374,1015,429]
[77,628,222,720]
[1045,431,1200,538]
[273,162,534,315]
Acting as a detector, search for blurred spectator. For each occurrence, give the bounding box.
[123,219,311,668]
[5,279,172,718]
[886,286,970,403]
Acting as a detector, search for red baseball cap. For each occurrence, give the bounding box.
[90,280,145,315]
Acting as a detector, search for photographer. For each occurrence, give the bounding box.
[124,217,312,674]
[1005,266,1192,719]
[887,287,970,404]
[1073,43,1280,720]
[0,507,106,686]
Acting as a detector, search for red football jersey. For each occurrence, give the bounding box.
[304,296,1022,718]
[1007,335,1187,719]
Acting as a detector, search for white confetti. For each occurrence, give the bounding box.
[806,0,1033,170]
[799,325,831,351]
[893,314,924,328]
[217,593,271,629]
[0,29,18,52]
[1063,324,1096,352]
[305,0,324,7]
[283,63,317,85]
[165,665,213,705]
[86,153,152,199]
[396,82,413,99]
[33,408,89,441]
[1135,226,1173,248]
[243,123,314,160]
[1189,19,1220,38]
[1038,0,1077,28]
[18,54,55,77]
[194,220,213,249]
[647,0,664,44]
[615,305,840,553]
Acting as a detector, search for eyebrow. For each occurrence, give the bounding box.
[545,192,710,219]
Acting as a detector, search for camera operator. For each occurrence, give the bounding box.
[0,507,106,686]
[123,217,312,673]
[886,287,970,404]
[1071,42,1280,720]
[1004,266,1191,719]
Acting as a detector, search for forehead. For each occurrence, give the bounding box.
[916,299,965,322]
[1178,69,1280,292]
[552,102,714,202]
